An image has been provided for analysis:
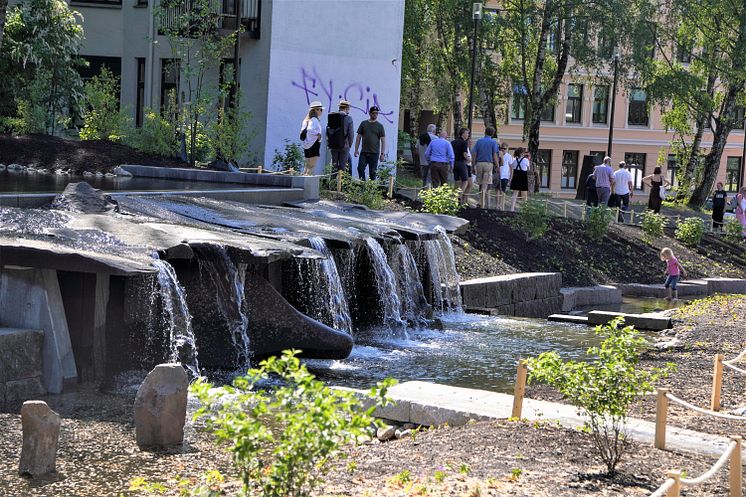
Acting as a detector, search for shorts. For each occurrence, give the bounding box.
[499,178,509,192]
[664,275,679,290]
[475,162,493,185]
[453,161,469,182]
[303,141,321,158]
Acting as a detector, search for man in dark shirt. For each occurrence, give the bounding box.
[354,106,386,181]
[713,182,728,230]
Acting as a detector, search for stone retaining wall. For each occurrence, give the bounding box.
[461,273,562,318]
[0,329,46,410]
[560,285,622,312]
[620,278,746,299]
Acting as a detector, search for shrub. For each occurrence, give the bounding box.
[208,102,255,165]
[272,140,304,173]
[723,219,744,243]
[675,217,705,247]
[125,108,177,157]
[191,350,395,497]
[347,177,385,210]
[80,67,132,142]
[526,318,672,475]
[0,98,46,134]
[515,199,549,241]
[586,205,613,242]
[419,185,462,215]
[640,210,667,242]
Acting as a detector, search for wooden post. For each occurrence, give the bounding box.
[511,360,528,419]
[337,170,343,192]
[631,210,635,225]
[616,207,621,224]
[388,175,395,198]
[257,165,263,174]
[655,388,669,450]
[563,202,568,218]
[481,189,487,209]
[730,436,743,497]
[712,353,724,412]
[666,471,681,497]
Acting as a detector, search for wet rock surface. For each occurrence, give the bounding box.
[19,401,60,477]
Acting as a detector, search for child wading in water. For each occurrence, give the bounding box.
[660,247,686,301]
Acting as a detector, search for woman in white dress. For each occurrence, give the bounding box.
[300,101,324,175]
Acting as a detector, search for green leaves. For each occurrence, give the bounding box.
[515,199,549,241]
[675,217,705,247]
[586,206,614,242]
[419,185,462,216]
[641,210,667,242]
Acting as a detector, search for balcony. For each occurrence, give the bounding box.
[159,0,261,39]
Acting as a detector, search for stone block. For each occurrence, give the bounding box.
[409,402,492,427]
[19,401,60,477]
[514,296,563,318]
[533,273,563,300]
[587,311,671,331]
[560,289,576,312]
[494,304,515,316]
[460,273,562,308]
[511,276,538,302]
[0,329,44,383]
[134,364,189,448]
[619,283,666,298]
[6,378,46,403]
[704,278,746,294]
[0,383,5,409]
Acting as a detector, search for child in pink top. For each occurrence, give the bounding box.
[660,247,686,301]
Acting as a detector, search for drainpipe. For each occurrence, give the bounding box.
[145,0,156,109]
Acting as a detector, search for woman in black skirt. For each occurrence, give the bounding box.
[510,147,530,211]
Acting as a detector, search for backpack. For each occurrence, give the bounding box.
[418,132,431,147]
[326,112,346,149]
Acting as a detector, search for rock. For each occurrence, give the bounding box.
[402,423,418,430]
[134,364,189,448]
[209,159,240,173]
[430,318,444,330]
[0,329,44,384]
[729,406,746,416]
[51,182,118,214]
[19,401,61,477]
[653,338,683,350]
[395,428,412,439]
[112,166,133,177]
[377,425,397,441]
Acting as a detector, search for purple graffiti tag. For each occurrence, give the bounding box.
[290,67,319,105]
[372,94,395,124]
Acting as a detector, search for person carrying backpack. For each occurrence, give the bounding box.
[327,100,355,174]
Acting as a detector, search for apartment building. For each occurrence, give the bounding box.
[37,0,405,168]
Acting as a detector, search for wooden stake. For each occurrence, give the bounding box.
[616,207,621,224]
[481,189,487,209]
[712,353,724,412]
[655,388,669,450]
[665,470,681,497]
[730,436,743,497]
[258,165,263,174]
[563,202,568,218]
[388,175,395,198]
[337,170,343,192]
[511,360,528,419]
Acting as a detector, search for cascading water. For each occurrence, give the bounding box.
[151,257,200,376]
[308,237,353,334]
[424,227,463,314]
[364,237,404,327]
[389,243,429,325]
[196,245,252,370]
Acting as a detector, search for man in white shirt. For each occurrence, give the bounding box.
[613,161,634,222]
[495,142,513,206]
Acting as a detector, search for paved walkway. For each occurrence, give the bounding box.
[368,381,735,459]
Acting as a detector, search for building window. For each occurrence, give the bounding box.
[511,86,527,120]
[726,157,742,192]
[135,58,145,127]
[732,106,745,130]
[677,43,692,63]
[667,154,678,188]
[79,56,122,100]
[628,88,649,126]
[592,86,609,124]
[535,149,551,188]
[624,152,646,190]
[540,102,555,122]
[561,150,579,189]
[71,0,122,6]
[590,151,606,164]
[160,59,179,114]
[565,84,583,124]
[597,33,613,58]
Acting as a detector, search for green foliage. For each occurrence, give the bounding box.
[433,469,447,483]
[126,107,178,157]
[80,67,131,142]
[527,318,673,475]
[515,199,549,241]
[586,206,614,242]
[271,140,304,172]
[675,217,705,247]
[641,210,667,242]
[419,185,462,216]
[208,102,255,165]
[191,350,395,497]
[397,130,415,151]
[723,219,745,242]
[346,176,386,210]
[0,98,45,134]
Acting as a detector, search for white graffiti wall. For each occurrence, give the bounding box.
[263,0,405,176]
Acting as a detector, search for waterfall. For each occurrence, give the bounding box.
[424,227,462,314]
[389,243,429,325]
[308,237,353,334]
[364,237,404,327]
[151,258,200,376]
[196,245,251,370]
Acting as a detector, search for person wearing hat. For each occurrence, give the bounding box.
[300,101,324,175]
[327,100,355,174]
[354,106,386,181]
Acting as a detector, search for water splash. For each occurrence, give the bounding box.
[308,237,353,334]
[388,243,429,326]
[151,257,200,376]
[364,237,404,327]
[424,227,462,314]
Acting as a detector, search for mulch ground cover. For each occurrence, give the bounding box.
[0,134,187,174]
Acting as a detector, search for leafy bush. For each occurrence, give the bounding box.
[640,210,667,242]
[208,102,255,165]
[192,350,395,497]
[80,67,132,142]
[419,185,462,215]
[724,219,745,243]
[515,199,549,241]
[586,205,613,242]
[527,318,672,475]
[346,177,386,210]
[125,108,177,157]
[272,140,304,173]
[0,98,46,134]
[675,217,705,247]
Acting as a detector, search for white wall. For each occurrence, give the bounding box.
[262,0,405,175]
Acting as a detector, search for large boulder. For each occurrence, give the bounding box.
[19,401,60,477]
[134,364,189,449]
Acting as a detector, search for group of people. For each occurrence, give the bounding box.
[416,125,531,210]
[713,183,746,235]
[299,100,386,180]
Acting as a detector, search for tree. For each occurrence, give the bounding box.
[0,0,8,53]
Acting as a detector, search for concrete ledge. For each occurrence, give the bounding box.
[460,273,562,319]
[704,278,746,294]
[547,314,590,325]
[587,310,672,330]
[561,285,622,312]
[619,282,709,298]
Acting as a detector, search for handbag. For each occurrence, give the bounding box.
[299,125,308,142]
[659,185,667,200]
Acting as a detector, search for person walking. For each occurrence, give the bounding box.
[593,156,616,206]
[425,130,455,188]
[464,138,474,202]
[736,186,746,236]
[660,247,686,302]
[643,166,670,213]
[585,173,599,207]
[417,124,437,187]
[300,101,324,176]
[509,147,530,211]
[327,100,354,174]
[471,126,500,208]
[497,142,513,208]
[354,106,386,181]
[712,182,728,231]
[451,128,470,202]
[613,161,634,222]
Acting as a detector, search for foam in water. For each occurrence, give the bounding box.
[151,257,200,376]
[364,237,404,327]
[388,243,430,326]
[308,237,353,334]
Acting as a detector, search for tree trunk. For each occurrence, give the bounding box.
[451,86,463,134]
[0,0,7,53]
[676,115,706,201]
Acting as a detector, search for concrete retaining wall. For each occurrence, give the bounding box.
[0,329,46,410]
[560,285,622,312]
[619,278,746,299]
[461,273,562,318]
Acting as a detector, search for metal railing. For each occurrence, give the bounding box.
[159,0,260,37]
